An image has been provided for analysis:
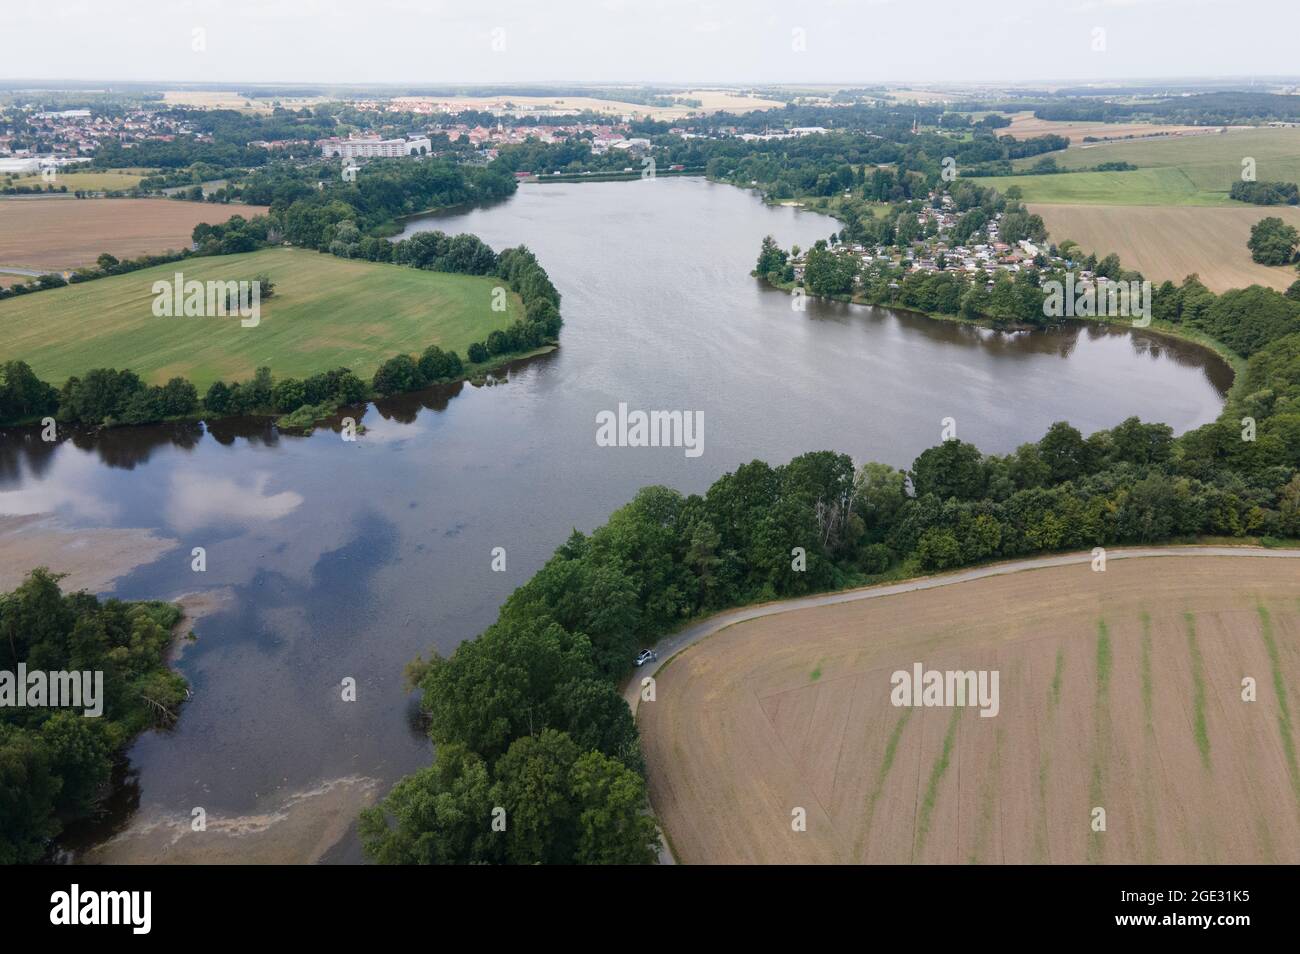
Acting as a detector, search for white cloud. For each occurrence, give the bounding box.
[165,470,303,533]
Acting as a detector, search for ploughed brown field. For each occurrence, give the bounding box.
[1030,203,1300,294]
[0,197,268,273]
[639,557,1300,864]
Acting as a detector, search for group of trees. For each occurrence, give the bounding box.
[191,214,276,254]
[1031,91,1300,126]
[203,365,367,420]
[0,571,188,863]
[0,361,60,423]
[1248,216,1300,266]
[59,369,200,426]
[359,603,660,863]
[1230,180,1300,206]
[236,157,517,247]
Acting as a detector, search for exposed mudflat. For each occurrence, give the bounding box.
[81,775,380,865]
[0,513,177,594]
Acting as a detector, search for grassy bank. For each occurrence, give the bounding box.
[0,247,524,389]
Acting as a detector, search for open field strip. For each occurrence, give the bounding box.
[1029,203,1300,293]
[970,167,1229,206]
[0,246,522,388]
[631,548,1300,864]
[1012,127,1300,186]
[0,197,268,272]
[1004,112,1213,145]
[1,170,147,192]
[972,129,1300,208]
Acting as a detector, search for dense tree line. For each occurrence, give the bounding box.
[0,571,187,863]
[1230,180,1299,206]
[0,248,199,302]
[588,125,1070,204]
[1032,92,1300,126]
[235,158,517,245]
[960,157,1137,177]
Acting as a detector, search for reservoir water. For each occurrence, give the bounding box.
[0,177,1231,861]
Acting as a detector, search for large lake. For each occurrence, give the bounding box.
[0,177,1231,861]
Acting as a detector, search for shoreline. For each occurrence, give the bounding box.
[0,342,560,435]
[757,273,1243,397]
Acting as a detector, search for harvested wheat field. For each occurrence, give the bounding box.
[1005,112,1212,145]
[1031,203,1300,293]
[0,197,268,273]
[639,555,1300,864]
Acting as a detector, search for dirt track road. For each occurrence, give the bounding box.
[624,546,1300,711]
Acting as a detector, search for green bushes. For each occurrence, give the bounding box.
[0,361,59,423]
[371,354,424,396]
[1230,180,1300,206]
[206,366,365,417]
[0,571,187,863]
[360,565,660,864]
[417,345,463,382]
[57,369,199,426]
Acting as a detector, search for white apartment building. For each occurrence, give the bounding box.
[318,136,432,159]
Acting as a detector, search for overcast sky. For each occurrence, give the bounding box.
[6,0,1297,87]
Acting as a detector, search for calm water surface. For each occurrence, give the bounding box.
[0,178,1230,861]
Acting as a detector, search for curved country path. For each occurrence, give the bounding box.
[623,545,1300,710]
[623,544,1300,864]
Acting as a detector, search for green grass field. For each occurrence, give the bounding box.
[975,128,1300,206]
[1,170,148,192]
[969,167,1231,205]
[0,247,523,388]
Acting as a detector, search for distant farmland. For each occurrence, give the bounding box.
[0,197,268,273]
[978,127,1300,207]
[1014,126,1300,186]
[1,170,148,193]
[640,556,1300,864]
[0,247,523,388]
[1004,111,1213,145]
[970,167,1229,206]
[1032,203,1300,293]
